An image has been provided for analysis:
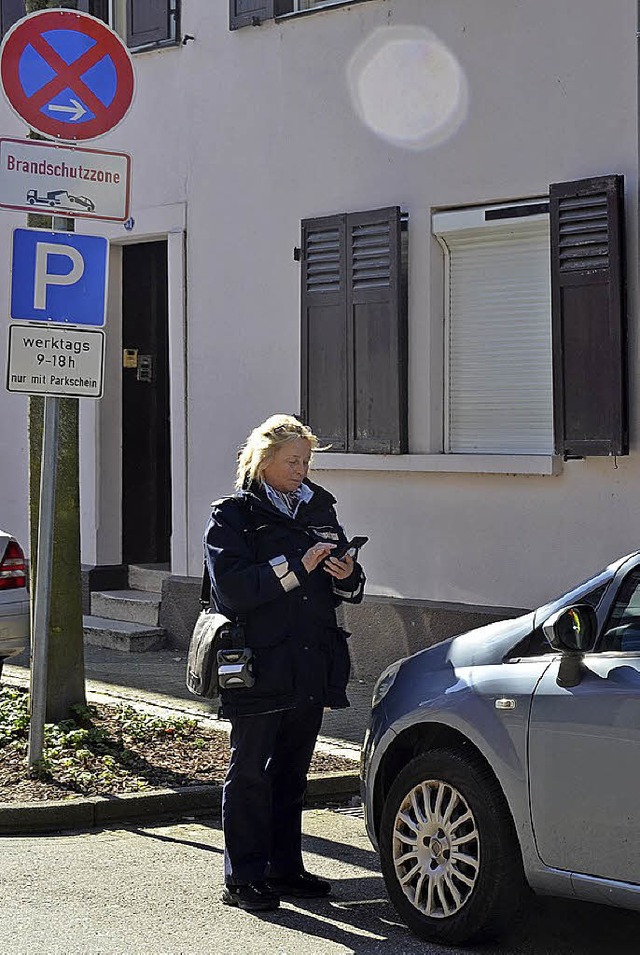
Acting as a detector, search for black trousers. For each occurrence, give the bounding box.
[222,704,324,884]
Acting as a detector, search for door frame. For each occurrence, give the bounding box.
[79,202,188,575]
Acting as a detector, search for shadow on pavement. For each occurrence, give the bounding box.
[160,815,640,954]
[127,825,224,855]
[255,887,418,955]
[248,887,640,955]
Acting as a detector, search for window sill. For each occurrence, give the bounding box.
[130,39,180,54]
[312,453,563,476]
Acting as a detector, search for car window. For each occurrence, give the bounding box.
[600,570,640,652]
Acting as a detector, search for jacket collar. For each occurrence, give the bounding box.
[238,478,335,523]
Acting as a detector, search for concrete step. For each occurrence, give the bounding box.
[90,589,161,626]
[128,564,170,594]
[83,616,166,653]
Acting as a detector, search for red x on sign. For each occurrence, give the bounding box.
[0,10,134,142]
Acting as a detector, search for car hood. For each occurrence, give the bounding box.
[408,612,536,672]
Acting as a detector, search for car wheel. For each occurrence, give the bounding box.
[379,748,526,945]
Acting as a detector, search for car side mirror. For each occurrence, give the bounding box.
[542,604,598,688]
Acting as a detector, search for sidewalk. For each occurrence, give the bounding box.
[1,646,374,834]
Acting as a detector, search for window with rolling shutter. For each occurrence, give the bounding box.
[434,204,553,454]
[435,176,627,459]
[550,175,627,457]
[300,207,407,453]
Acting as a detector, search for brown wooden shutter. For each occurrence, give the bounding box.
[75,1,109,21]
[1,0,24,36]
[550,175,627,457]
[347,207,407,453]
[300,215,348,451]
[301,207,407,453]
[89,0,109,22]
[127,0,175,48]
[229,0,274,30]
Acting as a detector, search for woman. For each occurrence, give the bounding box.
[204,414,366,912]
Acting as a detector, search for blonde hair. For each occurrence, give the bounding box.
[236,414,321,491]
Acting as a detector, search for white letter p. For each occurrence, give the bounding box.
[34,243,85,311]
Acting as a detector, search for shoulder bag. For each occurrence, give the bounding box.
[185,564,254,699]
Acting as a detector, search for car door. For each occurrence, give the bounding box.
[528,565,640,884]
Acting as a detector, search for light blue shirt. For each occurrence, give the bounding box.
[263,481,314,518]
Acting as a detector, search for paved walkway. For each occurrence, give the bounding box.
[5,644,374,755]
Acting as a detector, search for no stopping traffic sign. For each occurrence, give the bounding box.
[0,9,134,142]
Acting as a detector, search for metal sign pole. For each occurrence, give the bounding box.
[27,393,59,767]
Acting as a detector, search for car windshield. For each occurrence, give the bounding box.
[534,559,628,626]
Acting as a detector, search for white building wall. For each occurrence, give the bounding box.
[0,0,636,612]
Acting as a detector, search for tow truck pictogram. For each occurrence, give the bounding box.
[26,188,95,212]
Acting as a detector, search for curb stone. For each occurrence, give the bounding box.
[0,772,360,835]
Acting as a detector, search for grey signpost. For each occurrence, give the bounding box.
[0,9,133,767]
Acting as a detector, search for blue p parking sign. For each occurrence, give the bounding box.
[10,227,108,326]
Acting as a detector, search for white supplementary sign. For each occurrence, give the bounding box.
[0,138,130,221]
[7,322,104,398]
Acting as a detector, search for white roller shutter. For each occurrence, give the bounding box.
[435,211,553,454]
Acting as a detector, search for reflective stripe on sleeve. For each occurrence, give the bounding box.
[269,555,300,592]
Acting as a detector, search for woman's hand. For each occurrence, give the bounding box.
[302,542,335,573]
[323,552,355,580]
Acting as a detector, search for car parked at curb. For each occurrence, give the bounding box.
[361,551,640,945]
[0,530,29,678]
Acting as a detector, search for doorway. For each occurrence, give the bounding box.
[121,240,171,565]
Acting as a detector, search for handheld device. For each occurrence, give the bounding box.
[332,535,369,562]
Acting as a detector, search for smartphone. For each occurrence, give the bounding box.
[331,535,369,562]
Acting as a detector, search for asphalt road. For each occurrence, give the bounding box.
[1,807,638,955]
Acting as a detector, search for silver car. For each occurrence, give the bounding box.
[0,530,29,676]
[361,551,640,945]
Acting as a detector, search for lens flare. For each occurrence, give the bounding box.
[348,26,468,150]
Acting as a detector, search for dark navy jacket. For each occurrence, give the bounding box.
[203,479,365,718]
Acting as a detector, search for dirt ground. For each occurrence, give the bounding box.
[0,695,357,804]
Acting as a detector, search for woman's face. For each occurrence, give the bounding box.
[262,436,311,493]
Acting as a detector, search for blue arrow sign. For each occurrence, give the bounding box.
[11,228,108,326]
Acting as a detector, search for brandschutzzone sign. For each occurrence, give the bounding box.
[0,137,130,221]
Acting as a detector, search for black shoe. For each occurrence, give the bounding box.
[221,881,280,911]
[267,871,331,899]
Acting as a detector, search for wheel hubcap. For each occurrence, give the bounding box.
[391,778,479,919]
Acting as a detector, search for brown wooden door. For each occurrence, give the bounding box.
[121,241,171,565]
